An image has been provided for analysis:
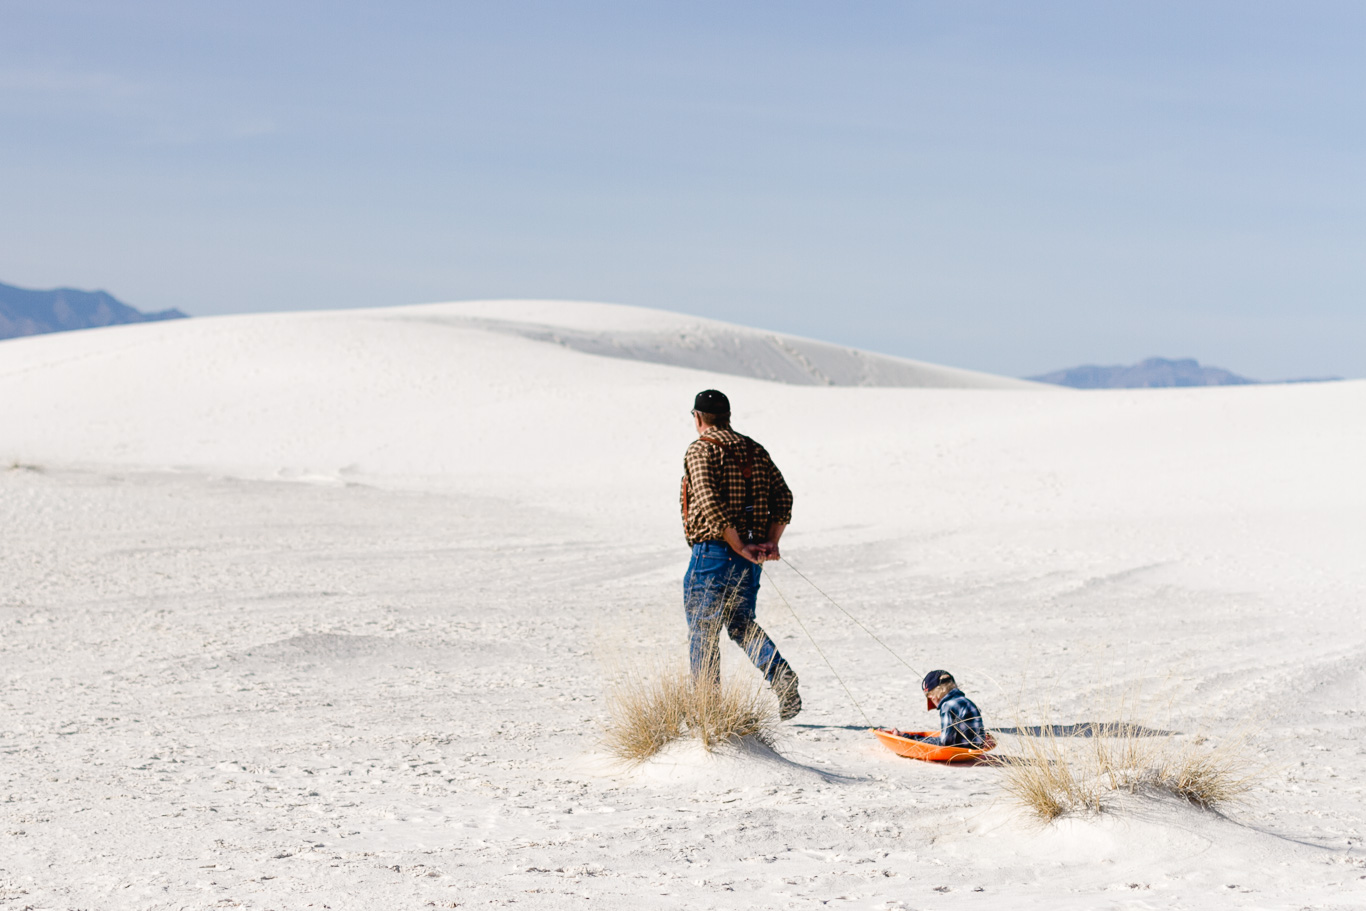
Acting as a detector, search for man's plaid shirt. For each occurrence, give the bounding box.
[680,427,793,546]
[931,689,986,748]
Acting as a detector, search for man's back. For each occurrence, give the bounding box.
[680,427,792,546]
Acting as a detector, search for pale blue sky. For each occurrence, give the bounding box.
[2,1,1362,379]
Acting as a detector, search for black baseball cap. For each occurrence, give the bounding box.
[922,670,954,709]
[693,389,730,414]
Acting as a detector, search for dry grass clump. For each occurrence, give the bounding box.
[1001,726,1103,821]
[1002,718,1262,821]
[601,667,687,763]
[602,663,778,763]
[1114,732,1261,808]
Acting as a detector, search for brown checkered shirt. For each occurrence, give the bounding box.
[680,427,793,546]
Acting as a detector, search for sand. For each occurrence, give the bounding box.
[1,301,1364,909]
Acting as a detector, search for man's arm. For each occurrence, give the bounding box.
[768,458,793,525]
[760,453,792,561]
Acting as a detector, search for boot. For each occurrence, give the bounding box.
[771,665,802,721]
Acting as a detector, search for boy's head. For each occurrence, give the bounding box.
[921,669,957,710]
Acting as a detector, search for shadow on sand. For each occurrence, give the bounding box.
[793,722,1178,738]
[793,722,1180,769]
[992,723,1178,738]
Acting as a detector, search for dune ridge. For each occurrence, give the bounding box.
[387,300,1042,389]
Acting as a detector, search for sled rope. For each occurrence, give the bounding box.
[779,558,921,681]
[765,570,875,727]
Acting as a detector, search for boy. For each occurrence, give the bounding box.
[896,670,987,748]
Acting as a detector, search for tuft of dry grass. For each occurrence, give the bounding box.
[601,665,689,763]
[1000,725,1102,821]
[1139,733,1261,808]
[1001,716,1263,821]
[683,669,779,752]
[601,662,779,764]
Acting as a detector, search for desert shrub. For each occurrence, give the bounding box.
[1000,725,1101,821]
[682,668,778,751]
[601,665,689,763]
[1000,716,1262,821]
[602,661,778,763]
[1138,732,1261,808]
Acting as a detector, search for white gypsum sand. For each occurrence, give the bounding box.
[1,300,1364,909]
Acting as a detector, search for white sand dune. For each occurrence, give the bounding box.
[393,300,1043,388]
[2,301,1364,909]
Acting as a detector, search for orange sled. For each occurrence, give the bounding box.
[872,728,996,763]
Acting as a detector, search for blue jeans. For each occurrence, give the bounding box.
[684,542,788,688]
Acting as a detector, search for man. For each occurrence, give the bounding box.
[679,388,800,720]
[898,670,986,748]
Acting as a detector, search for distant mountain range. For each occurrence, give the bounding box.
[1029,357,1340,388]
[0,280,188,340]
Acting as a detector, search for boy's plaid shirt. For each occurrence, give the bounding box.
[680,427,793,546]
[935,690,987,748]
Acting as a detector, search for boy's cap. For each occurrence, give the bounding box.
[922,670,953,692]
[922,669,954,710]
[693,389,730,414]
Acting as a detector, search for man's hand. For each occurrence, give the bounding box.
[723,527,763,563]
[761,522,787,563]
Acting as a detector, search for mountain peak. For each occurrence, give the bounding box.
[1029,358,1256,389]
[0,281,188,339]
